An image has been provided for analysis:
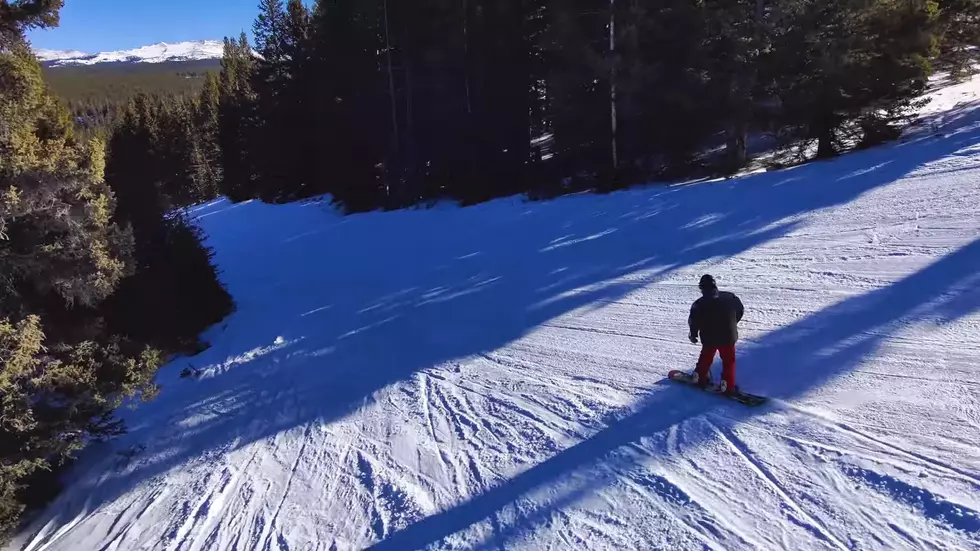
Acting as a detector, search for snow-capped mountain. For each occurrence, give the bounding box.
[35,40,223,66]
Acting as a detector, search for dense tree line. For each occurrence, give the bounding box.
[211,0,979,212]
[98,83,229,352]
[41,60,219,140]
[0,1,232,540]
[43,60,218,105]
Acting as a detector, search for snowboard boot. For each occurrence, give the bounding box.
[690,371,711,390]
[717,380,739,396]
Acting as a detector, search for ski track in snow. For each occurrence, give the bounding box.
[9,75,980,551]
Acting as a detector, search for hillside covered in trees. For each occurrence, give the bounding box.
[43,59,219,133]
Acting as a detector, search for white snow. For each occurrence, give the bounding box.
[9,76,980,551]
[33,40,223,66]
[33,48,90,61]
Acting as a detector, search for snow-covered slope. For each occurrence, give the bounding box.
[34,40,222,66]
[10,76,980,551]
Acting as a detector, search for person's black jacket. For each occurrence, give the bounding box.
[689,290,744,347]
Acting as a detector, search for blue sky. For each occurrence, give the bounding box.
[28,0,264,52]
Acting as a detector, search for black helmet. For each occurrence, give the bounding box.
[699,274,717,290]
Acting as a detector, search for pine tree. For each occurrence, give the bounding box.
[0,0,61,49]
[769,0,937,159]
[700,0,770,173]
[2,5,233,538]
[935,0,980,76]
[101,95,234,352]
[0,45,131,315]
[157,96,218,206]
[251,0,289,200]
[460,0,534,202]
[254,0,287,58]
[613,0,718,178]
[105,94,164,229]
[280,0,315,200]
[217,33,257,201]
[309,0,389,211]
[388,0,469,201]
[544,0,614,184]
[249,0,316,202]
[1,13,164,538]
[853,1,938,147]
[0,314,161,540]
[194,72,223,195]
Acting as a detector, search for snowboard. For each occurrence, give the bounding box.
[667,370,768,407]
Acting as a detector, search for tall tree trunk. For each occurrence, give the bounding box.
[405,61,417,188]
[463,0,473,115]
[383,0,401,201]
[725,119,747,171]
[815,117,837,159]
[609,0,618,171]
[725,0,767,174]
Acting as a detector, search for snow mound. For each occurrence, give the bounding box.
[9,76,980,551]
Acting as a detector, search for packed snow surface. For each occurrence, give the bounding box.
[34,40,222,66]
[10,76,980,551]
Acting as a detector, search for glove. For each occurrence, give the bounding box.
[689,333,698,344]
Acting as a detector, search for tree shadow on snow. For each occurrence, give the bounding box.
[368,234,980,551]
[19,102,980,548]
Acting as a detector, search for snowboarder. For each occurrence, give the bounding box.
[688,274,744,394]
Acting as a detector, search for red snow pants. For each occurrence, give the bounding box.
[694,345,736,389]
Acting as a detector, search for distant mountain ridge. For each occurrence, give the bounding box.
[35,40,223,67]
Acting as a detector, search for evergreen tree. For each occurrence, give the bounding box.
[161,97,219,205]
[613,0,718,177]
[854,0,938,147]
[700,0,770,173]
[2,4,233,532]
[251,0,289,200]
[544,0,615,184]
[249,0,316,202]
[101,94,233,353]
[0,11,166,537]
[935,0,980,76]
[769,0,937,159]
[194,72,223,195]
[0,0,61,49]
[309,0,389,211]
[458,0,534,203]
[217,33,257,201]
[387,0,468,201]
[1,47,131,315]
[280,0,315,200]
